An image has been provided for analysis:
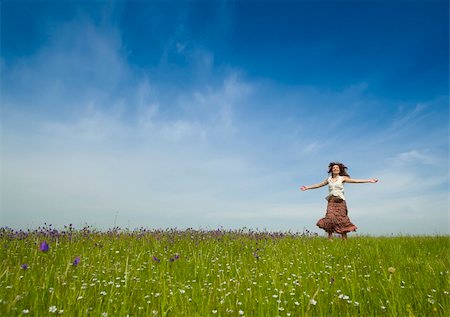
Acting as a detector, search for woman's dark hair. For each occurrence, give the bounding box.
[328,162,350,177]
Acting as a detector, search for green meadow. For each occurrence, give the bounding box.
[1,226,449,316]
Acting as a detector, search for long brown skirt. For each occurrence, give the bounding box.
[316,197,357,234]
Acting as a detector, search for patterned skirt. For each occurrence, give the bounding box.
[316,197,357,234]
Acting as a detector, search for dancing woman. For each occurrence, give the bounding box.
[301,162,378,240]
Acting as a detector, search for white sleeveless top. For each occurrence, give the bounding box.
[326,176,345,201]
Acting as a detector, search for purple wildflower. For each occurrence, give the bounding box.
[21,263,28,270]
[152,256,160,263]
[330,277,335,284]
[73,256,81,266]
[169,257,175,262]
[174,253,180,260]
[39,241,49,252]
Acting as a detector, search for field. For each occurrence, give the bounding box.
[1,225,449,316]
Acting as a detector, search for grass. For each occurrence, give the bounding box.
[0,225,449,316]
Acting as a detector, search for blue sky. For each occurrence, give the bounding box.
[1,0,448,235]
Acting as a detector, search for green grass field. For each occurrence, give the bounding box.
[1,226,449,316]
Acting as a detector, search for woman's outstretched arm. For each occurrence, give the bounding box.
[342,177,378,184]
[300,179,328,191]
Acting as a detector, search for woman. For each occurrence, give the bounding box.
[300,162,378,240]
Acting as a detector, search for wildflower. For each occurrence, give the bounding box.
[40,241,49,252]
[49,306,57,313]
[73,256,81,266]
[174,253,180,260]
[102,313,108,317]
[388,267,395,274]
[152,256,160,263]
[212,310,218,314]
[330,277,335,284]
[100,291,107,296]
[294,301,300,306]
[309,299,317,305]
[21,264,28,270]
[22,309,30,314]
[238,310,244,315]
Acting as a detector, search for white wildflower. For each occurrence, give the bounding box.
[309,299,317,305]
[49,306,57,313]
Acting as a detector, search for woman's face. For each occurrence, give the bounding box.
[332,165,341,174]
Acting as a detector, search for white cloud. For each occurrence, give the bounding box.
[390,150,438,166]
[1,15,448,235]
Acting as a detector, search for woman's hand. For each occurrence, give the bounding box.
[300,185,308,191]
[369,178,379,183]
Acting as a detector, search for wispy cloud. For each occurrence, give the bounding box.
[1,9,448,235]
